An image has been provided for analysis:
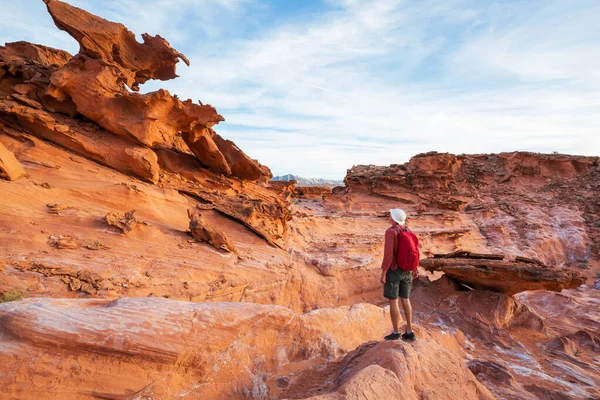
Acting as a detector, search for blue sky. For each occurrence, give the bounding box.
[2,0,599,179]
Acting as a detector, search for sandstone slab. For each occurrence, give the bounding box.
[420,253,586,295]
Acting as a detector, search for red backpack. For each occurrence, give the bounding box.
[393,226,420,271]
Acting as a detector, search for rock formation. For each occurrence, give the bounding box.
[295,185,332,199]
[420,252,586,295]
[105,210,138,235]
[188,209,235,252]
[291,335,495,400]
[0,0,290,247]
[344,151,600,265]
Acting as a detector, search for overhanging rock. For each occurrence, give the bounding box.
[420,252,586,295]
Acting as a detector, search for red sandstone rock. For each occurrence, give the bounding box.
[0,142,25,180]
[0,41,71,71]
[268,180,297,202]
[41,0,270,183]
[46,55,225,148]
[0,298,390,399]
[44,0,188,87]
[105,210,138,234]
[212,132,272,182]
[344,151,600,265]
[420,255,586,295]
[157,149,291,247]
[182,126,232,175]
[0,99,160,183]
[0,41,76,115]
[188,209,235,252]
[284,331,494,400]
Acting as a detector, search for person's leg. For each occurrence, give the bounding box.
[398,271,414,334]
[389,298,400,333]
[400,297,413,333]
[384,270,401,340]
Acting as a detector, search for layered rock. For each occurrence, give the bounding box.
[42,0,268,184]
[295,185,332,199]
[0,297,390,399]
[0,297,505,400]
[420,252,586,295]
[1,2,599,400]
[344,151,600,265]
[157,149,290,246]
[0,99,160,183]
[0,0,288,246]
[43,0,189,86]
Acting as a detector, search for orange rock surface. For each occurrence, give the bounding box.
[0,2,599,400]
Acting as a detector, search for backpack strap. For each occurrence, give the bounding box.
[393,225,408,233]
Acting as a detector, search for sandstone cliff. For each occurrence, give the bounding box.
[344,151,600,267]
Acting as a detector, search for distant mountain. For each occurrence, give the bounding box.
[271,174,344,186]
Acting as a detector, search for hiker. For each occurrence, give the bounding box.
[380,208,420,341]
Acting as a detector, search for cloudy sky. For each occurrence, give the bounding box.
[2,0,599,179]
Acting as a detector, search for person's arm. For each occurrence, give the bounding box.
[380,229,395,284]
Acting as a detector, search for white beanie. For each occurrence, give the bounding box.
[390,208,406,224]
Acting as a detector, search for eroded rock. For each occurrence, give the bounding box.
[0,0,289,248]
[44,0,188,87]
[41,0,270,183]
[157,149,291,247]
[0,99,160,183]
[188,209,235,252]
[105,210,138,234]
[285,332,495,400]
[0,142,25,180]
[420,253,586,295]
[0,298,389,399]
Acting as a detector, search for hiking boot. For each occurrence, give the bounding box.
[384,332,401,340]
[402,332,415,341]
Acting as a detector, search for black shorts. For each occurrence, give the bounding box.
[384,269,413,299]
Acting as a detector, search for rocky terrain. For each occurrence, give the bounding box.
[1,1,599,399]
